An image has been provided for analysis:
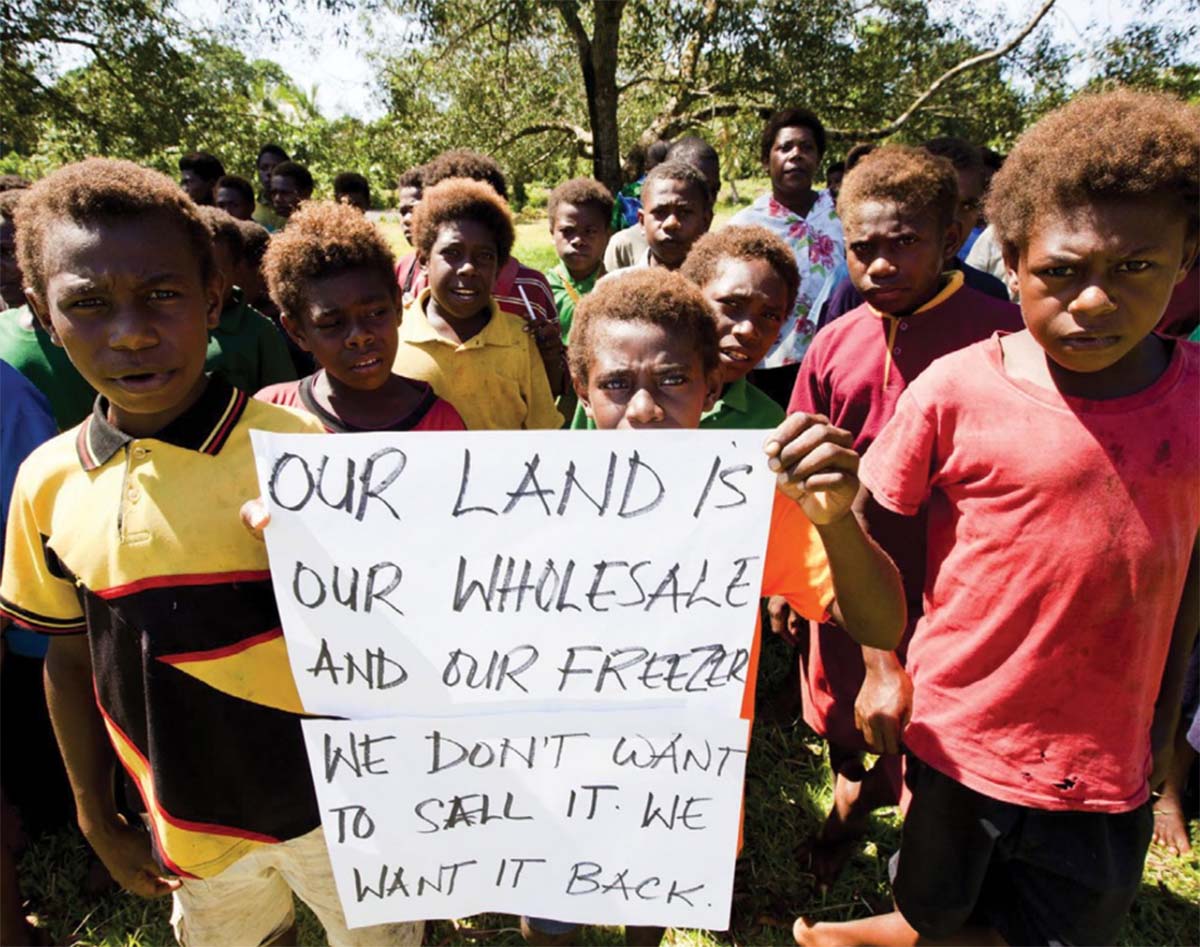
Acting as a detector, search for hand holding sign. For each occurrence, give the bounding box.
[764,414,859,526]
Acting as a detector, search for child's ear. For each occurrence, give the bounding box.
[942,220,964,264]
[280,313,312,353]
[1175,230,1199,283]
[24,291,61,346]
[573,371,595,420]
[703,367,722,412]
[637,206,646,231]
[203,270,222,329]
[1000,242,1022,300]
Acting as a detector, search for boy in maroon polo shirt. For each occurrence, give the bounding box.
[794,89,1198,947]
[783,146,1021,886]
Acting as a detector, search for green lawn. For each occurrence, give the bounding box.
[16,634,1200,946]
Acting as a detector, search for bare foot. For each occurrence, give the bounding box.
[810,765,872,888]
[1153,787,1193,856]
[794,917,839,947]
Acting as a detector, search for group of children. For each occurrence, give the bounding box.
[0,86,1197,947]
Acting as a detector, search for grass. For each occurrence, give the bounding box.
[15,633,1200,946]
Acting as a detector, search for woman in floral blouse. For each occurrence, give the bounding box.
[728,108,844,406]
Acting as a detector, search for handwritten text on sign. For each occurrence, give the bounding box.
[306,710,750,929]
[251,430,776,718]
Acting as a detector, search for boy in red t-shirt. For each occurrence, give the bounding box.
[255,201,464,434]
[782,147,1020,886]
[795,90,1199,947]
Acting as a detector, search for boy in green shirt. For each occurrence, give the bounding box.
[198,207,297,392]
[544,177,613,342]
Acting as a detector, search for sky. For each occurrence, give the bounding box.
[173,0,1194,121]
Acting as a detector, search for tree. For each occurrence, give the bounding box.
[384,0,1073,192]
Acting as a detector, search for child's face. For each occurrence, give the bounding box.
[767,125,820,200]
[638,178,711,269]
[257,153,284,192]
[844,200,959,316]
[1008,197,1197,378]
[397,186,421,245]
[180,170,214,206]
[284,267,399,392]
[337,192,370,213]
[551,201,609,280]
[953,167,985,251]
[425,220,499,320]
[577,318,720,430]
[0,216,23,310]
[30,214,221,435]
[271,175,308,218]
[215,187,254,221]
[701,256,790,384]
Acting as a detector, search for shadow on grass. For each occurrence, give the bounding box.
[14,633,1200,946]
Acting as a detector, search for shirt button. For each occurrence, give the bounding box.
[893,345,902,355]
[133,446,149,458]
[126,487,140,502]
[900,322,909,331]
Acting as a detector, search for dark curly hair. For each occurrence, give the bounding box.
[397,165,425,191]
[271,160,314,195]
[197,205,246,263]
[642,160,711,207]
[681,225,801,316]
[837,145,959,233]
[0,189,25,222]
[238,219,270,267]
[179,151,225,182]
[0,175,30,193]
[547,177,614,227]
[422,149,508,200]
[411,178,514,266]
[569,268,720,386]
[216,174,255,205]
[988,88,1200,251]
[334,172,370,199]
[15,158,213,298]
[760,108,827,164]
[262,200,397,322]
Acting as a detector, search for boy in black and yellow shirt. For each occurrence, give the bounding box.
[0,159,421,947]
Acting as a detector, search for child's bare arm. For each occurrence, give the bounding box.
[44,635,179,898]
[1150,535,1199,788]
[765,414,906,651]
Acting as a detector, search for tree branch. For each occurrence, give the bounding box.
[501,121,593,149]
[828,0,1057,139]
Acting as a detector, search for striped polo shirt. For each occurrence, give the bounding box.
[0,377,324,879]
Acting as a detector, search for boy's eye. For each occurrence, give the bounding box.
[69,296,106,310]
[149,288,180,300]
[763,310,785,324]
[659,372,688,387]
[1117,260,1153,273]
[597,375,629,391]
[849,242,871,256]
[1038,265,1075,278]
[897,235,917,247]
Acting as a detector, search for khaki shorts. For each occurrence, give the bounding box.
[170,828,424,947]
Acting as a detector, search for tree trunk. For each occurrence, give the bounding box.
[558,1,626,194]
[587,2,625,193]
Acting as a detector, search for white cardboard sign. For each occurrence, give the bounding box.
[251,430,776,719]
[303,710,751,930]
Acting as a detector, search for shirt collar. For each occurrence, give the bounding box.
[400,289,522,350]
[76,374,248,471]
[866,269,965,321]
[709,377,750,416]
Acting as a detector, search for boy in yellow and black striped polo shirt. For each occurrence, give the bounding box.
[0,159,421,947]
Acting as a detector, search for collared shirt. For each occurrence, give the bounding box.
[728,190,844,368]
[394,289,562,431]
[0,306,96,430]
[0,377,325,878]
[569,377,784,430]
[398,256,560,332]
[545,262,603,341]
[256,371,466,433]
[205,289,297,394]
